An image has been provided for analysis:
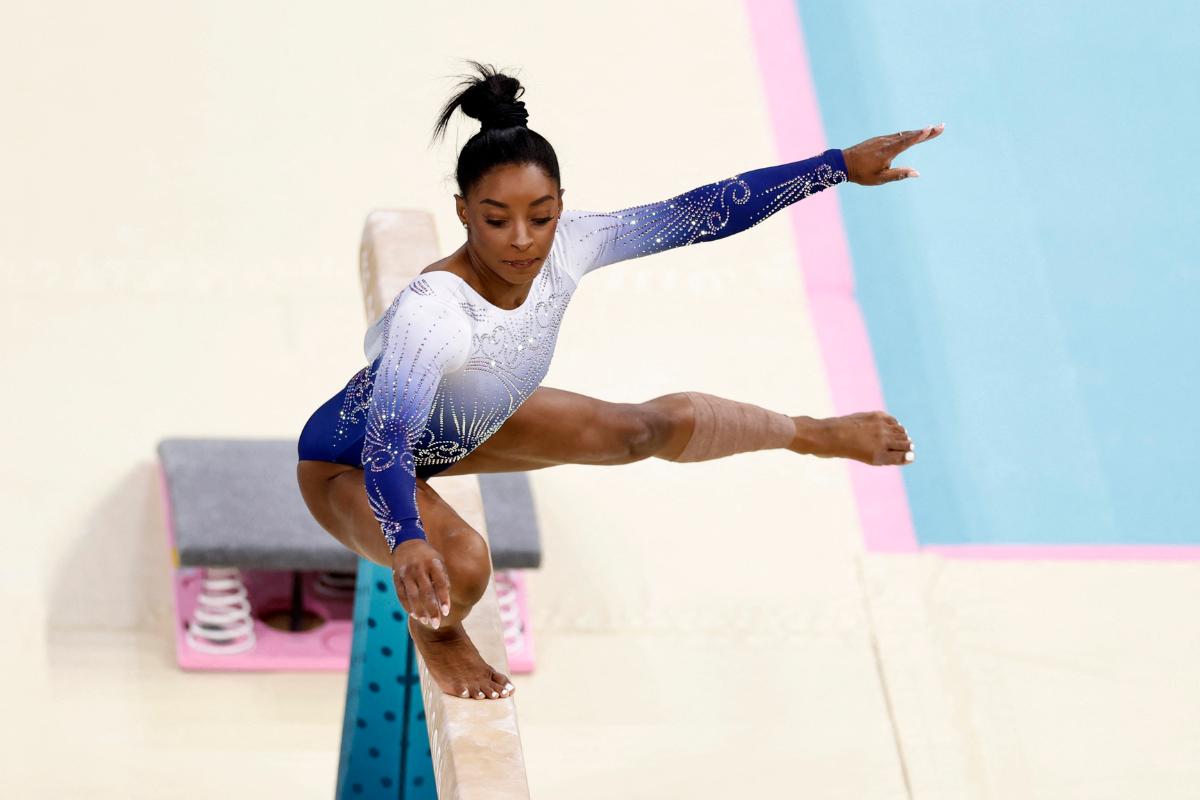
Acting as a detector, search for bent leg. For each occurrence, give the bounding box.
[296,460,512,699]
[296,461,490,625]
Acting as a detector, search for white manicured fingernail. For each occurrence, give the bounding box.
[909,171,920,178]
[431,617,441,629]
[905,451,915,462]
[441,604,450,616]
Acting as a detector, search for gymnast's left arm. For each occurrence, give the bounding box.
[554,123,944,278]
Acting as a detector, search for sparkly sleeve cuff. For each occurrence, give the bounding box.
[825,148,849,182]
[382,520,427,552]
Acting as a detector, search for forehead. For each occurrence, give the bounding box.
[469,162,559,205]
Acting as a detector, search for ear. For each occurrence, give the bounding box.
[454,193,467,225]
[557,187,566,214]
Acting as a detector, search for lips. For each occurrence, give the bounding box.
[505,258,539,268]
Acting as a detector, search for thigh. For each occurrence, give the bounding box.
[436,386,647,477]
[296,459,476,567]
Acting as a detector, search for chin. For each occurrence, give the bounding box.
[499,257,543,276]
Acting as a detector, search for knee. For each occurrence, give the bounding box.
[625,394,694,461]
[441,528,492,605]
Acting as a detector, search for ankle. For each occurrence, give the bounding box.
[410,617,466,642]
[789,416,832,455]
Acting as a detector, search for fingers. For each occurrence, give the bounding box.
[393,561,448,629]
[410,568,441,628]
[878,168,920,183]
[430,559,452,619]
[890,123,944,152]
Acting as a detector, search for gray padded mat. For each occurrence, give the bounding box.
[158,438,358,571]
[476,470,543,570]
[157,438,542,570]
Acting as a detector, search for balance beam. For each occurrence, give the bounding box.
[335,210,531,799]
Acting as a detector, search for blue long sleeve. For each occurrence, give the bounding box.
[361,290,471,551]
[554,149,847,279]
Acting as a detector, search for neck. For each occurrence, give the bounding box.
[456,243,534,310]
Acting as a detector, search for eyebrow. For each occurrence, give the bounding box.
[479,195,555,209]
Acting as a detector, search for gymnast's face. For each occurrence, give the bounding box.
[456,162,564,285]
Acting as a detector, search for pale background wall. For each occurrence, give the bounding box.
[6,2,1197,799]
[2,1,902,797]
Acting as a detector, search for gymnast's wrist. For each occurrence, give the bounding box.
[384,521,427,553]
[825,148,849,184]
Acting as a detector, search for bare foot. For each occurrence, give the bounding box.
[793,411,914,466]
[409,617,514,700]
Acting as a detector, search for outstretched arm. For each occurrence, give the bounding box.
[555,123,944,279]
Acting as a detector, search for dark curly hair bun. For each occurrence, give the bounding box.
[431,60,560,196]
[458,70,529,131]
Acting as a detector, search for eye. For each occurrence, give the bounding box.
[534,217,554,225]
[485,219,506,227]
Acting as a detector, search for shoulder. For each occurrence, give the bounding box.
[364,276,473,365]
[406,270,472,306]
[552,209,624,283]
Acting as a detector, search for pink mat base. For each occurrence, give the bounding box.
[496,569,536,674]
[159,463,353,672]
[170,568,353,672]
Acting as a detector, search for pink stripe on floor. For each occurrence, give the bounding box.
[745,0,1200,562]
[927,544,1200,561]
[745,0,917,554]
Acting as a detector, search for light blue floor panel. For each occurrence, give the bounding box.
[797,1,1200,544]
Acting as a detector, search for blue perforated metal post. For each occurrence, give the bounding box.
[336,558,436,799]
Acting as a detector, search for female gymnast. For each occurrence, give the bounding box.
[297,61,943,702]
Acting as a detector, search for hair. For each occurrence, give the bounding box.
[431,60,561,198]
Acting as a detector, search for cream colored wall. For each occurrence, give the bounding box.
[3,2,900,796]
[3,1,793,632]
[15,4,1195,800]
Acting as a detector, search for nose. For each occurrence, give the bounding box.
[511,221,533,251]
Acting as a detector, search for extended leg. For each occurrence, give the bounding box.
[434,386,914,476]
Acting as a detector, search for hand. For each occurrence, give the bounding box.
[843,123,945,186]
[390,539,452,630]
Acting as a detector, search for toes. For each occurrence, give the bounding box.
[492,672,514,697]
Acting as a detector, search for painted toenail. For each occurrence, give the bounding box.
[490,691,499,698]
[460,689,469,697]
[504,683,514,690]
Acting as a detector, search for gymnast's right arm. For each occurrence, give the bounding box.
[362,291,471,553]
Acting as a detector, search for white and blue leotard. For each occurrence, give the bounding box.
[297,149,847,550]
